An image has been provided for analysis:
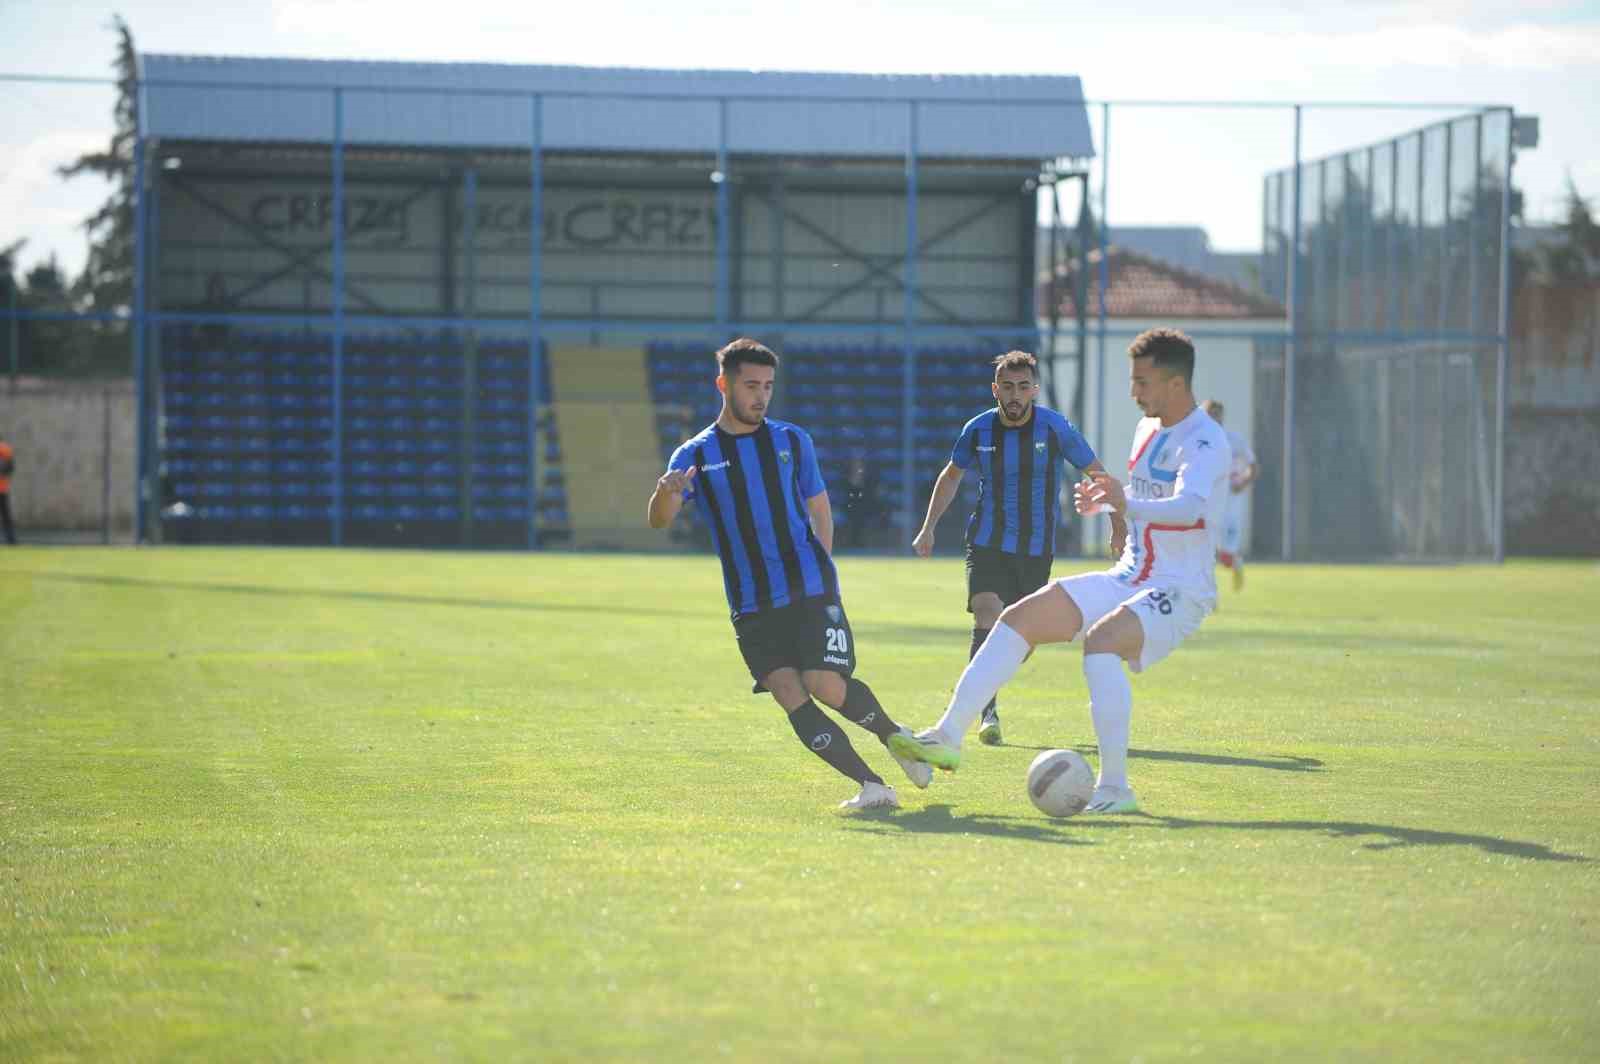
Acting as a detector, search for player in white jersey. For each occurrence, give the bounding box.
[1201,399,1259,592]
[889,328,1231,813]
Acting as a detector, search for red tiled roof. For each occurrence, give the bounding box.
[1041,245,1285,320]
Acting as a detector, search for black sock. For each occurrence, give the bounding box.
[971,627,997,716]
[788,700,882,785]
[833,678,898,741]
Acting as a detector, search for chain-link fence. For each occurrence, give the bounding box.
[1258,109,1512,560]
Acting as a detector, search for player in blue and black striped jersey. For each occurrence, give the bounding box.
[647,338,930,811]
[912,350,1125,745]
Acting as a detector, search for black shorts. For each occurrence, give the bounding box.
[965,545,1054,612]
[734,596,856,693]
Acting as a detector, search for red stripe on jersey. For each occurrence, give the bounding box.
[1132,518,1207,585]
[1128,427,1160,471]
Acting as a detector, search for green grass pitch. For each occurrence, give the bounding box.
[2,547,1597,1061]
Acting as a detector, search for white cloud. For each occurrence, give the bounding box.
[0,130,110,279]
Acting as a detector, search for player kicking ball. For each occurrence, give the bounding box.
[648,338,932,810]
[888,328,1232,813]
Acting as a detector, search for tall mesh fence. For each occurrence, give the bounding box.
[1258,109,1510,560]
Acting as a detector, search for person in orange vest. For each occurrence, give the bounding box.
[0,435,15,545]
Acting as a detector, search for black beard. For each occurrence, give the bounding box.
[730,405,764,427]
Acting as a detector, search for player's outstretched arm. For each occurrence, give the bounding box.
[913,462,964,556]
[647,466,695,528]
[1071,460,1125,556]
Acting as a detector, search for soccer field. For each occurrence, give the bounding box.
[2,547,1597,1061]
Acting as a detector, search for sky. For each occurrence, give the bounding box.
[3,0,1597,280]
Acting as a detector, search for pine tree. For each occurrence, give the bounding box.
[57,14,138,373]
[1540,179,1600,283]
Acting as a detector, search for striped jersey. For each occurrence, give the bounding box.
[951,406,1097,557]
[669,418,839,620]
[1108,406,1232,602]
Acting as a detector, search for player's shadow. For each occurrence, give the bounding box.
[31,572,702,621]
[1087,814,1591,863]
[861,807,1586,862]
[844,803,1092,846]
[999,744,1324,774]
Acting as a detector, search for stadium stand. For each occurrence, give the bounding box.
[160,325,543,547]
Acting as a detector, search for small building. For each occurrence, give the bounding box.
[1040,244,1286,556]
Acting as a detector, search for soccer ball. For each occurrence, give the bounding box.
[1026,749,1094,818]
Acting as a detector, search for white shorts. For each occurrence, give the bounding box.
[1057,572,1209,674]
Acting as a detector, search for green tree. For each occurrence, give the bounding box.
[1538,178,1600,283]
[57,13,137,374]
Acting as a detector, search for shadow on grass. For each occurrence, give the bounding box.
[32,571,703,621]
[995,745,1326,774]
[866,622,1495,655]
[844,803,1091,846]
[865,806,1587,863]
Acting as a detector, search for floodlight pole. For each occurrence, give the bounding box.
[528,94,544,551]
[715,100,731,335]
[1096,103,1110,474]
[331,87,345,548]
[1493,109,1513,564]
[1282,104,1302,561]
[133,133,148,543]
[462,165,479,546]
[901,101,920,551]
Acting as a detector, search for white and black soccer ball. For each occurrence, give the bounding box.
[1026,749,1094,818]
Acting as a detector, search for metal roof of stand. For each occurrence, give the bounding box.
[139,54,1094,160]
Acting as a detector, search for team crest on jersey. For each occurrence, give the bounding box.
[1034,441,1047,454]
[778,449,792,464]
[826,605,843,624]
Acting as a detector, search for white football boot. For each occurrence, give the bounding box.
[1085,783,1138,814]
[839,780,900,810]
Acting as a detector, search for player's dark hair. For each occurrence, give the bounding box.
[992,350,1038,379]
[1202,398,1224,419]
[1127,328,1195,386]
[716,338,779,378]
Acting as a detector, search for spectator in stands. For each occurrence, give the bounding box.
[840,454,885,550]
[0,433,16,544]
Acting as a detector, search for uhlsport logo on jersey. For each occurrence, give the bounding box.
[810,733,833,751]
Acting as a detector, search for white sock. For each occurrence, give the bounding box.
[1082,653,1132,791]
[934,622,1031,743]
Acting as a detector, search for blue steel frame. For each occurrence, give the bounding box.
[132,134,148,538]
[0,69,1517,556]
[116,79,1062,547]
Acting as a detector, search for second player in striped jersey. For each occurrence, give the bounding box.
[912,350,1116,746]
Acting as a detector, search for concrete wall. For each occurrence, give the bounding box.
[1505,407,1600,556]
[0,380,135,537]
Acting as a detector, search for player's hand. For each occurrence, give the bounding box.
[1074,472,1126,516]
[1109,522,1127,557]
[657,466,697,496]
[912,527,935,557]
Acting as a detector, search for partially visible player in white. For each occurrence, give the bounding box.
[888,328,1231,812]
[1200,399,1258,592]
